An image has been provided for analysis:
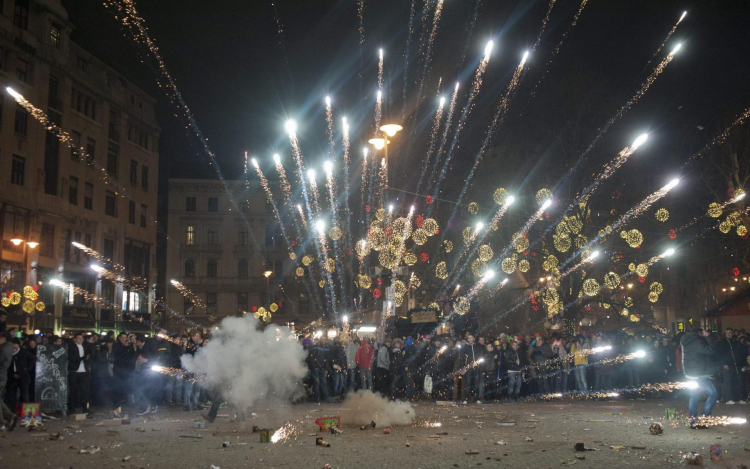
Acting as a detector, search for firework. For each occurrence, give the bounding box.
[534,0,590,90]
[170,279,207,308]
[414,96,446,200]
[414,0,446,109]
[325,96,335,155]
[424,82,459,196]
[642,11,687,73]
[271,422,299,443]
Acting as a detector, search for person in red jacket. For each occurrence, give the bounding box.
[356,338,375,391]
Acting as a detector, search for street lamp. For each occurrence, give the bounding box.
[10,237,23,246]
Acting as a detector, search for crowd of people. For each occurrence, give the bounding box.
[1,311,749,432]
[300,327,750,408]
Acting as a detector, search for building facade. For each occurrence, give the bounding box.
[165,178,319,329]
[0,0,159,334]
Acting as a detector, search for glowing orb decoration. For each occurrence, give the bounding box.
[391,217,411,239]
[358,274,372,289]
[0,298,9,307]
[302,255,313,266]
[636,263,649,277]
[513,235,529,253]
[553,233,571,252]
[574,235,588,250]
[356,239,371,259]
[648,291,659,303]
[23,286,34,298]
[409,276,421,289]
[478,244,494,261]
[501,257,517,274]
[35,301,46,312]
[319,280,325,288]
[444,240,453,253]
[378,245,399,269]
[582,278,600,296]
[22,300,35,313]
[368,227,387,251]
[428,302,440,311]
[719,220,731,233]
[493,187,509,205]
[628,263,636,272]
[535,188,553,206]
[630,314,639,322]
[10,292,21,305]
[668,229,677,239]
[404,252,417,266]
[471,258,487,277]
[326,258,336,272]
[467,202,479,214]
[707,202,722,218]
[289,252,297,261]
[395,295,404,307]
[542,288,559,305]
[420,252,429,262]
[567,216,583,234]
[462,226,473,244]
[625,229,644,248]
[603,303,610,309]
[25,290,39,301]
[547,255,559,270]
[436,261,448,279]
[727,211,741,226]
[375,208,385,221]
[625,297,633,307]
[650,281,664,294]
[412,228,428,245]
[423,218,439,235]
[454,296,470,315]
[329,226,342,240]
[603,272,621,289]
[372,288,381,298]
[518,259,531,273]
[269,303,279,313]
[737,225,747,237]
[394,280,407,297]
[295,267,305,277]
[621,307,629,317]
[655,208,669,222]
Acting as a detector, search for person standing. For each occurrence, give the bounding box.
[182,330,205,411]
[571,334,590,393]
[0,332,19,431]
[67,333,91,414]
[344,337,358,394]
[375,339,391,395]
[504,340,527,401]
[530,337,554,396]
[355,338,375,391]
[5,339,33,409]
[330,338,347,399]
[680,327,719,428]
[456,335,484,404]
[717,327,748,404]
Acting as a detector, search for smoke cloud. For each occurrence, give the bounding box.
[341,391,416,427]
[181,316,307,410]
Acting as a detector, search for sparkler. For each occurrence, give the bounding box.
[271,422,299,443]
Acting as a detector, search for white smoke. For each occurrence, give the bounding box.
[341,391,416,427]
[181,316,307,410]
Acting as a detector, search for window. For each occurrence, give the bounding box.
[184,259,195,277]
[40,223,55,258]
[128,200,135,224]
[84,182,93,210]
[208,197,218,212]
[16,59,27,82]
[71,131,81,160]
[107,147,118,175]
[76,55,87,71]
[14,0,29,30]
[48,76,61,110]
[71,88,97,120]
[206,259,217,278]
[83,234,92,265]
[50,24,62,49]
[14,105,27,136]
[184,297,194,316]
[129,160,137,184]
[69,176,79,205]
[207,227,218,245]
[238,293,248,315]
[186,197,196,211]
[274,227,283,245]
[238,259,248,278]
[206,292,217,315]
[108,110,120,142]
[141,165,148,190]
[103,239,115,261]
[73,231,81,263]
[105,191,116,217]
[11,155,24,185]
[140,204,147,228]
[274,260,283,279]
[86,138,96,164]
[238,229,248,246]
[185,225,195,245]
[265,227,273,245]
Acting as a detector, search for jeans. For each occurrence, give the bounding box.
[166,374,183,402]
[464,369,483,400]
[347,369,357,391]
[574,365,588,393]
[507,372,522,398]
[360,368,373,391]
[312,368,330,401]
[183,380,201,410]
[332,369,346,397]
[626,363,640,388]
[688,377,718,420]
[534,375,550,395]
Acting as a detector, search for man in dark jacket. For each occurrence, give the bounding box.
[6,339,34,409]
[68,333,92,414]
[455,335,485,404]
[716,327,748,404]
[530,337,554,396]
[680,327,719,428]
[310,338,331,402]
[113,332,136,408]
[389,339,406,399]
[329,339,347,399]
[504,340,528,401]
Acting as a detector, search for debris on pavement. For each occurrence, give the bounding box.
[79,446,101,454]
[122,456,131,462]
[496,440,507,445]
[683,452,704,465]
[465,451,479,455]
[525,437,533,442]
[382,429,391,434]
[316,437,331,447]
[649,423,663,435]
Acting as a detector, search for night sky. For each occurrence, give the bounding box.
[63,0,750,197]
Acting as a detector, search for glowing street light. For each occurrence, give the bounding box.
[10,238,23,246]
[368,138,386,150]
[380,124,403,137]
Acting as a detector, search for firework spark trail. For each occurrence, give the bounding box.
[428,44,493,216]
[270,2,293,84]
[686,105,750,164]
[271,422,299,444]
[341,119,356,302]
[401,0,418,119]
[534,0,590,90]
[444,52,529,228]
[378,48,384,91]
[531,0,558,52]
[640,11,687,76]
[252,159,298,257]
[357,0,365,97]
[360,148,371,223]
[171,280,207,308]
[425,82,459,196]
[414,0,446,112]
[413,97,445,202]
[455,0,482,74]
[316,227,339,317]
[324,161,348,304]
[374,90,383,134]
[325,96,335,155]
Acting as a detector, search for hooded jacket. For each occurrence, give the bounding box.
[376,344,391,370]
[344,341,358,369]
[680,332,717,379]
[356,342,375,370]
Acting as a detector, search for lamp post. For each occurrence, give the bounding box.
[368,123,403,208]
